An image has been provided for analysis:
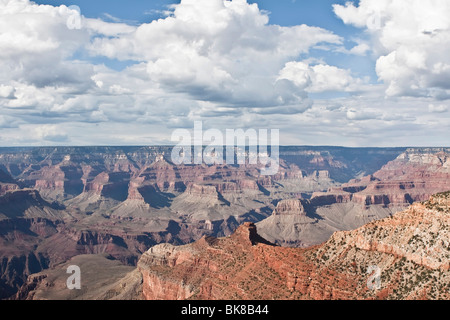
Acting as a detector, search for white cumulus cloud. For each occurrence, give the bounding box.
[334,0,450,99]
[278,61,364,93]
[0,0,448,147]
[35,124,69,142]
[89,0,342,108]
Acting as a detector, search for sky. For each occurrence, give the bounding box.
[0,0,449,147]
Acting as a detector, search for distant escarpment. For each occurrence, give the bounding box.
[138,192,450,300]
[311,149,450,207]
[258,148,450,247]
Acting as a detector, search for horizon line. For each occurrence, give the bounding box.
[0,145,449,149]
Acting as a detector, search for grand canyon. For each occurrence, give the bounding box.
[2,0,450,308]
[0,146,449,300]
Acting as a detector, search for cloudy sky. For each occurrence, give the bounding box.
[0,0,449,147]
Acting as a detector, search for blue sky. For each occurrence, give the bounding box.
[0,0,449,147]
[34,0,178,24]
[35,0,375,78]
[36,0,352,28]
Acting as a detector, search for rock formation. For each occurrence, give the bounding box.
[258,148,450,247]
[138,192,450,300]
[272,199,307,216]
[2,146,449,299]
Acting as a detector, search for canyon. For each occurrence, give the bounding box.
[136,192,449,300]
[258,148,450,246]
[22,192,450,300]
[0,146,449,299]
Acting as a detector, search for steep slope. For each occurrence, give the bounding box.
[0,189,67,220]
[0,170,14,184]
[138,192,450,300]
[0,169,19,196]
[0,219,62,298]
[257,199,337,247]
[0,188,70,298]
